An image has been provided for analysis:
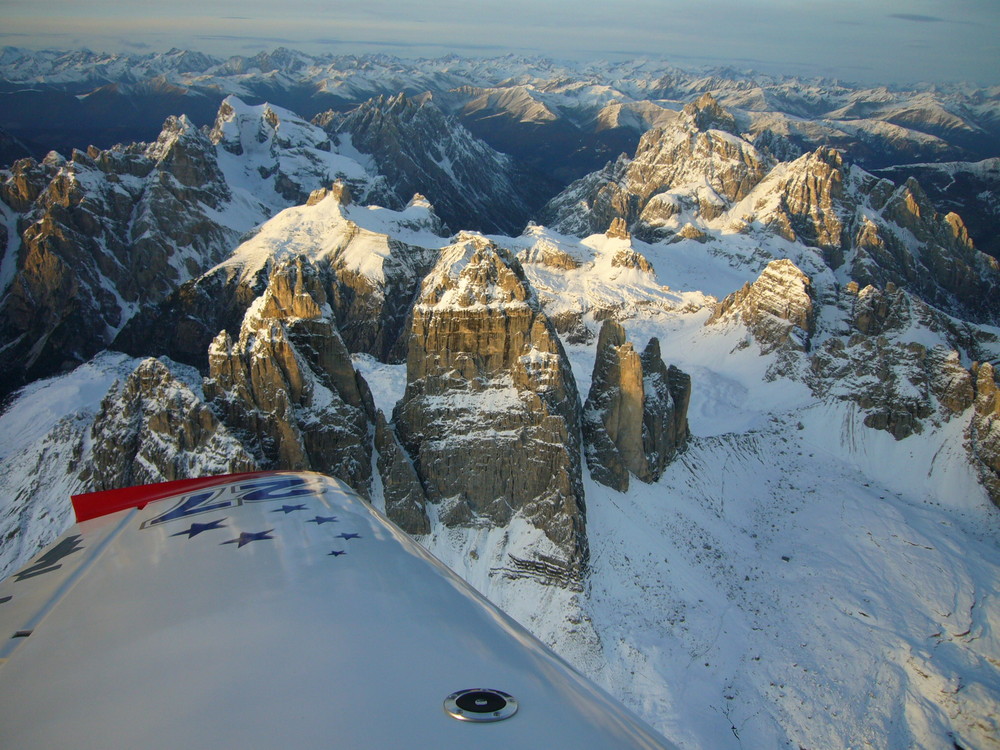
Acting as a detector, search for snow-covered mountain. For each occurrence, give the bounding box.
[3,46,999,196]
[315,92,547,234]
[1,51,999,750]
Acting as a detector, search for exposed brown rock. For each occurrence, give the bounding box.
[544,95,772,237]
[764,147,848,264]
[707,259,815,353]
[610,247,654,272]
[0,115,239,398]
[606,216,631,239]
[374,410,430,534]
[88,357,257,491]
[808,285,976,441]
[583,320,690,491]
[204,256,374,493]
[970,362,1000,506]
[393,234,587,578]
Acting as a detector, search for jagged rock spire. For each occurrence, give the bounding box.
[583,320,691,491]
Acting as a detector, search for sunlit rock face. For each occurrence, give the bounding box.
[707,258,816,354]
[393,233,588,583]
[204,256,375,494]
[970,361,1000,506]
[583,320,690,492]
[0,117,237,398]
[542,94,773,238]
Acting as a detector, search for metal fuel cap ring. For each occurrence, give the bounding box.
[444,688,518,722]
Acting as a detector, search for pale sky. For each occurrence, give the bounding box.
[2,0,998,85]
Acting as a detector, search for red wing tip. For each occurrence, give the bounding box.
[71,471,285,523]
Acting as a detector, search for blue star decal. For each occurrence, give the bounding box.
[272,504,307,514]
[337,532,361,540]
[222,530,274,548]
[328,550,346,557]
[172,519,227,538]
[306,515,338,525]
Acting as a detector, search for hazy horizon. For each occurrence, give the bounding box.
[1,0,998,86]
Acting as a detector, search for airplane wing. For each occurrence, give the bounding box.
[0,471,677,749]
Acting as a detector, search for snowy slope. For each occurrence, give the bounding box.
[350,288,1000,750]
[350,221,1000,749]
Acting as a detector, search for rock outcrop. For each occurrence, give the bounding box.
[0,95,377,399]
[0,118,238,397]
[208,96,371,208]
[807,284,977,440]
[319,93,540,235]
[374,410,431,534]
[969,362,1000,506]
[544,94,1000,327]
[707,258,815,354]
[88,357,257,491]
[392,233,588,579]
[583,320,690,491]
[204,256,375,493]
[740,150,1000,324]
[542,94,773,238]
[115,186,440,368]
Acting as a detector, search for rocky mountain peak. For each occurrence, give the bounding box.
[543,96,772,238]
[853,171,1000,323]
[583,320,691,491]
[145,114,227,197]
[707,258,815,353]
[326,93,535,234]
[0,111,253,398]
[393,234,588,582]
[415,233,531,315]
[682,92,738,134]
[204,255,374,491]
[87,357,257,491]
[606,216,631,239]
[747,146,850,261]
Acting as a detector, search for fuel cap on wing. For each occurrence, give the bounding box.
[444,688,518,722]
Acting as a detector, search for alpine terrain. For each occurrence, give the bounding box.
[1,47,998,750]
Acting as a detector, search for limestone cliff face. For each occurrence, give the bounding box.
[115,187,439,368]
[544,96,1000,326]
[320,93,539,235]
[741,150,1000,324]
[970,362,1000,506]
[0,94,380,399]
[393,233,588,580]
[583,321,690,491]
[204,256,374,494]
[755,147,850,266]
[88,357,257,491]
[374,410,430,535]
[858,177,1000,322]
[707,258,815,354]
[320,192,440,362]
[542,94,773,238]
[0,116,237,398]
